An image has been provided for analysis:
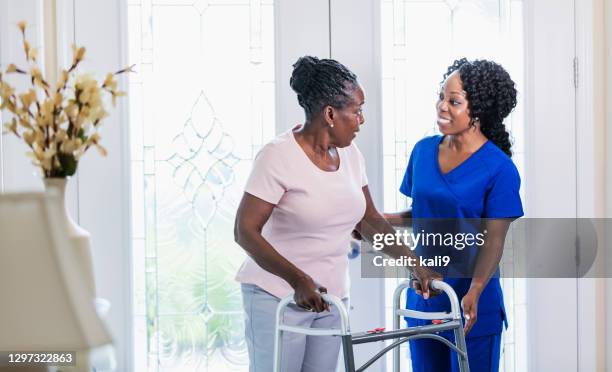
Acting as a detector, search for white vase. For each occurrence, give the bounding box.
[43,177,97,299]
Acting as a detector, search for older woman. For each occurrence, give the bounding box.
[386,58,523,372]
[234,56,439,372]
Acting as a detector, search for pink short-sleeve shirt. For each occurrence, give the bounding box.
[235,129,368,299]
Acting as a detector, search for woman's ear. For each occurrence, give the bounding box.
[323,105,335,127]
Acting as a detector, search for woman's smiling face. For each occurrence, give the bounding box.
[436,71,473,135]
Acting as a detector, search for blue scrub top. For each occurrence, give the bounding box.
[400,135,523,338]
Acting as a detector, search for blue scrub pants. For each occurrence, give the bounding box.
[408,333,501,372]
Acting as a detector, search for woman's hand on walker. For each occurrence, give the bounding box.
[292,275,330,313]
[410,266,443,299]
[461,288,480,335]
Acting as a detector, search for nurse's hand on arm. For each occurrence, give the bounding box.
[355,186,442,299]
[462,218,512,335]
[234,192,330,313]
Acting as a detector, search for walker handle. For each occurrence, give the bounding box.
[275,291,351,335]
[393,279,462,320]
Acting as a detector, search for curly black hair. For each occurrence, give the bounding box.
[290,56,359,120]
[443,58,517,157]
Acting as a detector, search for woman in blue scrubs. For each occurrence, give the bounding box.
[386,58,523,372]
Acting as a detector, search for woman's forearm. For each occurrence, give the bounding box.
[470,242,503,293]
[383,209,412,227]
[358,211,419,262]
[235,230,309,287]
[470,220,511,293]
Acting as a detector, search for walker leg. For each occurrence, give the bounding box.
[273,327,282,372]
[392,280,410,372]
[392,313,400,372]
[392,281,409,372]
[453,327,470,372]
[341,335,356,372]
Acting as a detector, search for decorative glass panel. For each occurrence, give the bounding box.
[380,1,525,371]
[128,1,275,370]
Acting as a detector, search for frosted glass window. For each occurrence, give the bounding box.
[380,1,525,371]
[127,1,275,370]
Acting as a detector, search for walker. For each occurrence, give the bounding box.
[273,279,469,372]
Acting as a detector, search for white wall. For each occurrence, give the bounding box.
[523,1,578,370]
[575,0,607,369]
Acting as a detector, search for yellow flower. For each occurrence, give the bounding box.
[58,70,69,87]
[27,47,38,62]
[33,127,46,147]
[2,118,17,134]
[112,91,126,106]
[71,45,86,65]
[30,67,41,79]
[95,143,107,156]
[6,64,19,73]
[23,130,35,146]
[78,89,91,103]
[17,21,26,34]
[77,47,86,61]
[75,74,99,104]
[61,138,79,153]
[35,114,45,128]
[57,113,68,125]
[40,99,54,123]
[33,147,44,159]
[19,89,36,108]
[65,102,78,119]
[53,92,63,107]
[0,82,15,100]
[74,148,85,161]
[103,73,114,87]
[23,41,31,60]
[41,158,52,172]
[87,132,101,144]
[55,129,67,142]
[19,117,32,129]
[77,106,89,123]
[30,67,46,88]
[89,105,107,122]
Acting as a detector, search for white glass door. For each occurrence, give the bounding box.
[127,1,276,370]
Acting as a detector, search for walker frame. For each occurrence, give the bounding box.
[273,279,470,372]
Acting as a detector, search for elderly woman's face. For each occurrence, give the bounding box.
[436,71,472,135]
[331,86,365,147]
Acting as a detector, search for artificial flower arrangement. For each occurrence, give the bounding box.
[0,21,133,177]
